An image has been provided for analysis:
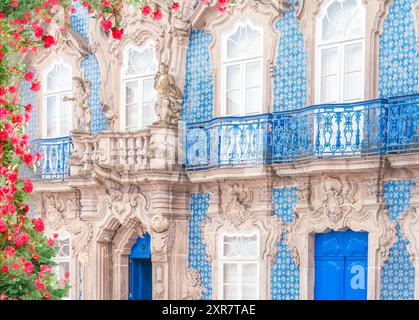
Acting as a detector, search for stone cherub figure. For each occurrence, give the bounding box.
[64,77,92,133]
[102,104,119,131]
[153,63,183,124]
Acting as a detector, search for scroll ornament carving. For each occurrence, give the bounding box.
[67,221,93,255]
[182,268,204,300]
[316,177,360,227]
[221,184,254,227]
[42,194,66,230]
[151,214,175,254]
[101,183,151,227]
[42,194,79,230]
[399,207,419,263]
[153,63,183,124]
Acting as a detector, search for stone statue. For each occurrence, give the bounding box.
[64,77,92,133]
[153,63,183,124]
[102,104,119,131]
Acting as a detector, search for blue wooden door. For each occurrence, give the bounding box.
[129,234,152,300]
[314,230,368,300]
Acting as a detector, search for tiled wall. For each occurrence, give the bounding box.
[181,30,214,124]
[273,0,307,112]
[81,54,108,135]
[271,187,300,300]
[380,179,416,300]
[379,0,419,97]
[70,0,90,43]
[187,193,212,300]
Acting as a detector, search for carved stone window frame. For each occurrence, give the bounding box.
[120,41,159,131]
[201,0,281,117]
[287,200,396,300]
[89,18,165,131]
[26,25,87,139]
[217,229,261,300]
[299,0,392,103]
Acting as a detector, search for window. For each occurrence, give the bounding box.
[43,61,72,138]
[121,43,158,131]
[55,235,71,299]
[219,233,259,300]
[316,0,365,104]
[222,21,263,116]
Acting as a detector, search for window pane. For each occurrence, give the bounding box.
[246,62,261,88]
[344,71,362,101]
[224,236,238,257]
[46,96,57,137]
[242,235,258,257]
[126,104,139,130]
[242,263,257,283]
[227,90,241,115]
[126,46,156,76]
[143,79,156,103]
[241,285,257,300]
[125,81,139,105]
[47,63,71,92]
[344,43,362,73]
[245,88,261,115]
[223,263,239,283]
[321,75,339,103]
[227,24,262,59]
[321,47,338,76]
[60,94,71,136]
[223,285,239,300]
[142,102,156,127]
[58,261,70,280]
[227,65,240,91]
[322,0,363,41]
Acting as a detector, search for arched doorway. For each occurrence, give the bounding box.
[129,233,152,300]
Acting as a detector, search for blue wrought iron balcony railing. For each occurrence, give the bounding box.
[27,136,73,180]
[185,94,419,170]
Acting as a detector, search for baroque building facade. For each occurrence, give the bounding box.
[22,0,419,300]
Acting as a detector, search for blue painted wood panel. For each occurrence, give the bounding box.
[129,234,152,300]
[315,230,368,300]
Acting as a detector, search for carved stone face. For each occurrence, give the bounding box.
[159,63,168,74]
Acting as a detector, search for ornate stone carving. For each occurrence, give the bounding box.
[67,221,93,255]
[102,104,119,131]
[152,215,175,254]
[64,77,92,133]
[153,63,183,124]
[182,268,204,300]
[399,207,419,263]
[316,176,360,226]
[221,183,254,227]
[151,214,170,233]
[42,194,66,230]
[296,182,311,201]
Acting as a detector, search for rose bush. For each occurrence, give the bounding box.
[0,0,231,300]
